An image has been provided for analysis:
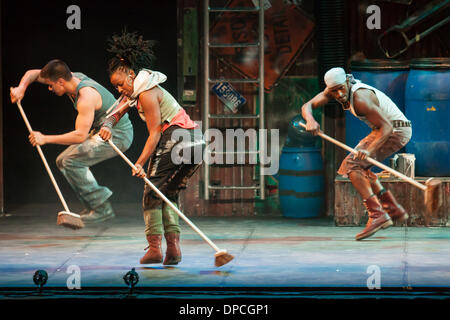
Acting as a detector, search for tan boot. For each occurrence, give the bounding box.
[163,232,182,265]
[356,195,393,241]
[140,235,163,264]
[379,190,408,223]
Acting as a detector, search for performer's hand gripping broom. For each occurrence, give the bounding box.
[107,139,234,267]
[298,122,442,215]
[14,100,84,229]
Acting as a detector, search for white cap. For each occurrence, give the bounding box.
[324,67,346,88]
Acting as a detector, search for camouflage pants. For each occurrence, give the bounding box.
[338,127,412,178]
[142,125,204,235]
[143,125,204,210]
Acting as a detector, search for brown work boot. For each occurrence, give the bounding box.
[356,195,393,241]
[140,235,163,264]
[81,201,115,223]
[379,190,409,223]
[163,232,182,265]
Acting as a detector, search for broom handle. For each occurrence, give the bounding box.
[106,97,133,118]
[298,122,426,191]
[107,139,222,253]
[16,101,71,212]
[105,93,124,115]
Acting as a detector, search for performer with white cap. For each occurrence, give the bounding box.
[301,67,412,240]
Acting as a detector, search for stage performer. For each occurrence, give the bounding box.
[98,30,204,265]
[10,60,133,223]
[301,67,411,240]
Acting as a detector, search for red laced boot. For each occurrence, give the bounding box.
[163,232,182,265]
[140,235,163,264]
[379,190,408,223]
[356,195,393,241]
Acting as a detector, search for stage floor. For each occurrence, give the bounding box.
[0,203,449,294]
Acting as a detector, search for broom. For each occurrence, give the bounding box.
[107,139,234,267]
[14,100,84,229]
[298,122,442,215]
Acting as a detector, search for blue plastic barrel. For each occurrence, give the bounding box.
[405,58,450,176]
[347,60,409,171]
[278,147,324,218]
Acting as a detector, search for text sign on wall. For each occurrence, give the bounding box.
[210,0,315,92]
[212,82,247,113]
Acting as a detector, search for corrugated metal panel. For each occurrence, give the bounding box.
[347,0,450,61]
[179,0,449,217]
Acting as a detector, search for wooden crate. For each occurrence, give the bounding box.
[335,176,450,227]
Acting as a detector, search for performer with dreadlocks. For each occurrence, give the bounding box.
[98,30,204,265]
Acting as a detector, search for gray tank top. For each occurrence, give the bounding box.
[136,84,181,124]
[73,72,132,132]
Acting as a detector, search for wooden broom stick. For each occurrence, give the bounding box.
[298,121,442,214]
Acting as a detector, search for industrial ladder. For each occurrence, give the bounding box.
[203,0,265,200]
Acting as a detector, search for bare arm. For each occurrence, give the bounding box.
[133,88,163,177]
[29,87,98,146]
[301,91,330,135]
[352,89,393,159]
[10,69,47,103]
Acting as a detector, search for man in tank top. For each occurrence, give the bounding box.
[301,67,412,240]
[10,59,133,223]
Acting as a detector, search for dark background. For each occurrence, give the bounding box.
[1,0,177,208]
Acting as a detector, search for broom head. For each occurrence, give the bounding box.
[214,249,234,267]
[57,211,85,230]
[424,178,443,216]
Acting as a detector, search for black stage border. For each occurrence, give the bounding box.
[0,286,449,299]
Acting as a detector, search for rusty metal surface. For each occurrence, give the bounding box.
[187,33,259,216]
[209,0,315,91]
[179,0,450,218]
[348,0,450,61]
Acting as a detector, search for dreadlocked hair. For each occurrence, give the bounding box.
[107,29,156,75]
